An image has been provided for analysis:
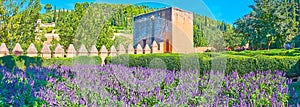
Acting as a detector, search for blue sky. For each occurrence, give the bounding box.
[40,0,254,24]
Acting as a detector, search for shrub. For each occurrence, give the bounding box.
[106,53,300,76]
[0,55,102,70]
[42,56,102,66]
[224,49,300,56]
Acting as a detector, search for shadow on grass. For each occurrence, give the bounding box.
[0,55,90,106]
[0,55,102,70]
[0,55,43,70]
[0,60,71,106]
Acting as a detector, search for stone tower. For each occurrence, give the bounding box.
[133,7,194,53]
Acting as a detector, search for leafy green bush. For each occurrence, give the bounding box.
[224,49,300,56]
[46,27,55,33]
[42,56,102,66]
[0,55,102,70]
[106,53,300,76]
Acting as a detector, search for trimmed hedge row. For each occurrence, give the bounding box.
[42,56,102,66]
[105,53,300,77]
[1,53,299,77]
[224,48,300,56]
[0,55,102,70]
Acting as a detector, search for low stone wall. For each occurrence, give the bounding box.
[0,41,165,64]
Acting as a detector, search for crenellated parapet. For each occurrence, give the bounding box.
[0,41,165,58]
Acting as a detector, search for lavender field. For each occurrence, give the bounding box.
[0,64,298,106]
[1,0,299,106]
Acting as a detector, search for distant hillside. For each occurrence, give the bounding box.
[42,3,236,49]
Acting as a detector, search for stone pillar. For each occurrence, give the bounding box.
[127,44,134,54]
[100,45,108,57]
[78,44,88,56]
[53,44,64,58]
[89,45,98,56]
[117,44,126,55]
[109,45,117,57]
[66,44,77,58]
[136,44,143,54]
[152,41,159,53]
[41,45,51,59]
[12,43,23,56]
[0,43,9,57]
[144,44,151,54]
[99,45,108,65]
[26,43,38,57]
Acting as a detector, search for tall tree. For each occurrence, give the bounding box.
[96,23,114,50]
[0,1,4,20]
[193,25,208,47]
[223,25,242,49]
[44,3,52,13]
[235,0,299,49]
[55,11,77,50]
[53,5,56,22]
[0,0,42,49]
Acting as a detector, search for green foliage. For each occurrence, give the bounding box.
[193,24,208,47]
[50,38,59,51]
[44,3,52,13]
[0,1,4,20]
[42,56,102,66]
[41,11,54,23]
[106,52,300,76]
[52,3,153,50]
[193,15,222,48]
[0,1,240,51]
[95,23,114,50]
[290,81,300,104]
[45,27,54,33]
[74,3,109,49]
[113,36,133,49]
[106,53,211,72]
[55,7,78,50]
[110,4,155,33]
[235,0,299,49]
[223,25,243,48]
[224,48,300,56]
[0,55,102,69]
[0,0,42,50]
[193,15,242,49]
[292,35,300,48]
[0,56,42,70]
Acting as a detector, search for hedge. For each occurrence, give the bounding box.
[1,53,299,77]
[0,55,102,70]
[42,56,102,66]
[105,53,300,77]
[224,48,300,56]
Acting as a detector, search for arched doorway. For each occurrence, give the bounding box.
[164,39,171,53]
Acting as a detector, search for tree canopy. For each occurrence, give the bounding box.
[234,0,299,50]
[0,0,42,50]
[44,3,52,13]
